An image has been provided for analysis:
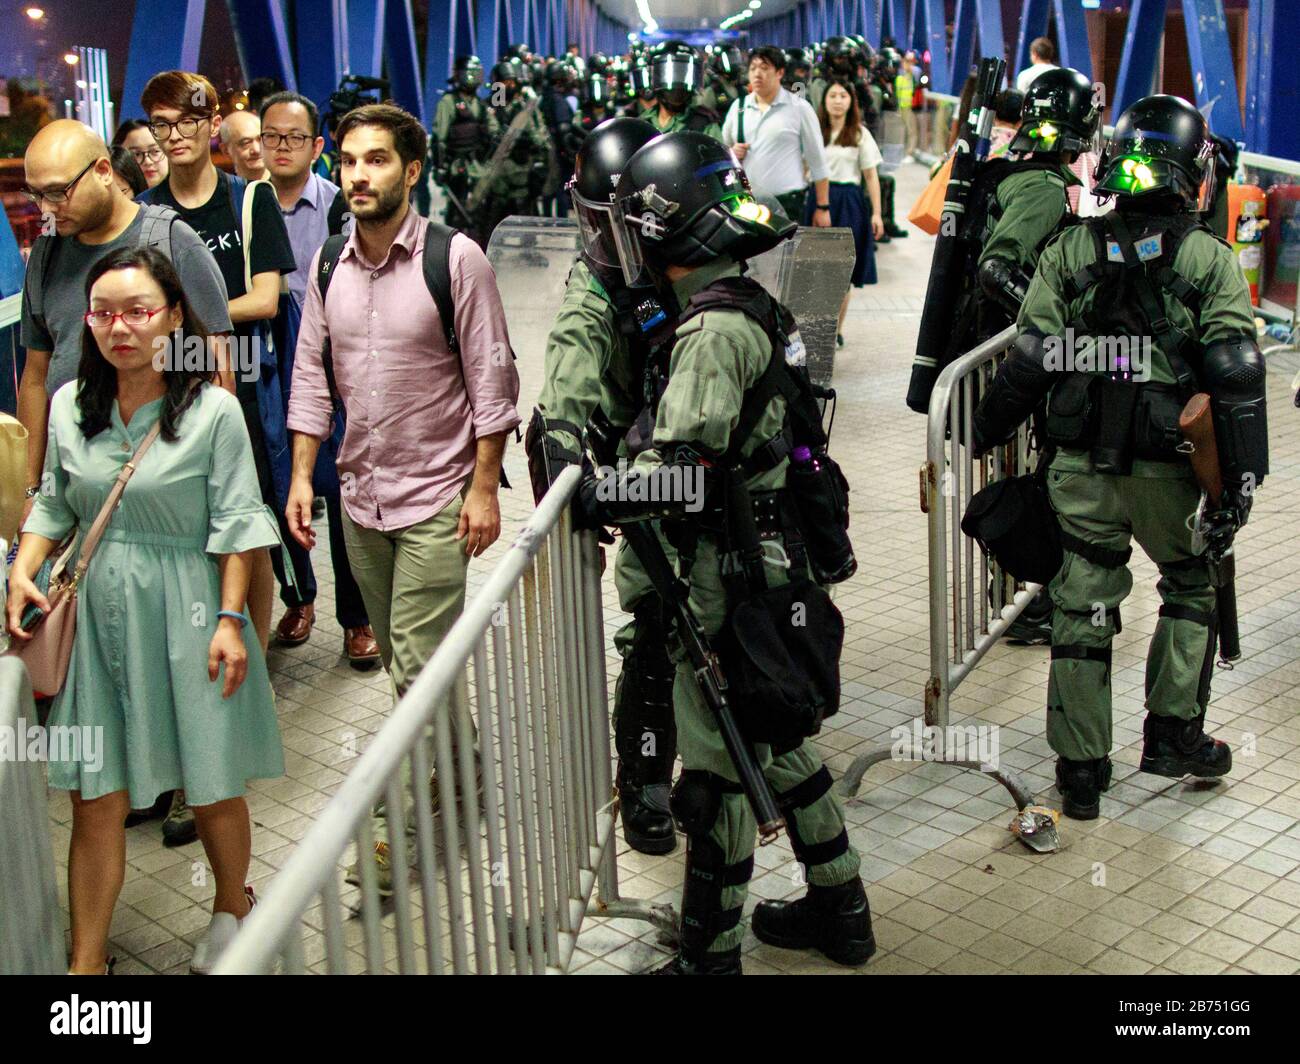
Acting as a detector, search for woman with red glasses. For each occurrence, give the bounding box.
[6,246,284,975]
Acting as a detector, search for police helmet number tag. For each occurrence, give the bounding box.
[1106,232,1163,262]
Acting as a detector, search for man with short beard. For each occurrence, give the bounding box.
[285,104,520,892]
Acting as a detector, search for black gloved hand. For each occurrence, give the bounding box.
[570,453,608,532]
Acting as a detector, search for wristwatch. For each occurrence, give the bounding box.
[24,485,40,498]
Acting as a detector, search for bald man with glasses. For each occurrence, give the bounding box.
[18,120,232,531]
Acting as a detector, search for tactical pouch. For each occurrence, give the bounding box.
[787,450,857,585]
[961,468,1063,585]
[1045,374,1099,448]
[1133,384,1187,461]
[715,577,844,746]
[1090,376,1139,475]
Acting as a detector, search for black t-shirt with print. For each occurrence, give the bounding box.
[146,169,295,341]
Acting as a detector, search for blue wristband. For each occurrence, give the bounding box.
[216,610,249,628]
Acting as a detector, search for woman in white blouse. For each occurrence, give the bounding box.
[808,80,885,345]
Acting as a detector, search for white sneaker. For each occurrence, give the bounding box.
[190,886,256,974]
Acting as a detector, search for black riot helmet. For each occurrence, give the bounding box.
[650,40,702,96]
[784,47,813,86]
[820,36,861,77]
[1010,66,1101,157]
[710,44,745,80]
[568,118,660,270]
[851,35,875,67]
[632,52,654,97]
[611,131,796,281]
[452,55,484,90]
[588,52,610,77]
[874,46,901,79]
[584,69,612,107]
[1096,94,1218,211]
[490,60,521,96]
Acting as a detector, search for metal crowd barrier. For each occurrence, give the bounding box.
[217,466,676,974]
[839,326,1036,812]
[0,656,64,974]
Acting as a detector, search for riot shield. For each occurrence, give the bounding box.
[485,216,854,388]
[747,226,856,389]
[879,109,906,172]
[485,216,581,366]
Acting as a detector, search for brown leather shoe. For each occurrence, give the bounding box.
[275,604,315,646]
[345,625,381,669]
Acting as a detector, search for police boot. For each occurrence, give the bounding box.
[614,625,679,855]
[751,876,876,966]
[1055,756,1113,820]
[1140,711,1232,779]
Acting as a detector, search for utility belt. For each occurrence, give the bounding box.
[1044,374,1189,475]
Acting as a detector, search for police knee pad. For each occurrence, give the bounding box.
[670,770,734,839]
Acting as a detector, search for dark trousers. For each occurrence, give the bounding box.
[776,187,808,223]
[276,486,369,629]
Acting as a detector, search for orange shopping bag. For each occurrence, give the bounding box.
[908,154,954,235]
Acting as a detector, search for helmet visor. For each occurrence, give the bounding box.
[652,56,700,93]
[570,185,621,269]
[611,198,653,287]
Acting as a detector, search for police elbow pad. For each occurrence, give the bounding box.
[974,331,1054,448]
[977,257,1030,313]
[1204,336,1269,490]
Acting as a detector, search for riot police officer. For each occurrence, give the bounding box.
[700,44,746,117]
[575,132,874,975]
[540,59,582,214]
[573,61,616,137]
[973,66,1102,643]
[433,55,494,236]
[480,60,548,239]
[972,95,1267,820]
[808,35,860,114]
[783,47,814,93]
[527,118,680,854]
[641,40,723,140]
[867,46,909,241]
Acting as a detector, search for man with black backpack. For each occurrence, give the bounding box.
[286,103,519,894]
[972,95,1267,821]
[572,132,871,975]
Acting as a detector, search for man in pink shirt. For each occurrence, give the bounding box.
[286,103,519,890]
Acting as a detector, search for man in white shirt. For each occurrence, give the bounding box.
[721,45,832,226]
[1015,38,1059,94]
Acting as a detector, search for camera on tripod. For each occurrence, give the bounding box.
[324,74,391,136]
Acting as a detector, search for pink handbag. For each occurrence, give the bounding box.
[8,420,163,698]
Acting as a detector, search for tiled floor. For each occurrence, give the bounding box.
[45,159,1300,976]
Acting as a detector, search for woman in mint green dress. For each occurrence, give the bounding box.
[7,247,284,975]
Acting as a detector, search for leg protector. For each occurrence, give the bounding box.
[670,771,753,963]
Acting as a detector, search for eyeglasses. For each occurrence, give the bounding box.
[148,115,211,141]
[260,131,311,150]
[129,146,164,163]
[84,306,169,329]
[21,158,97,206]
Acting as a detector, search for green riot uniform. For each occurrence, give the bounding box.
[807,76,828,115]
[533,256,680,853]
[433,90,497,234]
[977,165,1078,281]
[1017,219,1255,762]
[700,77,743,118]
[480,96,547,238]
[623,256,861,956]
[641,102,723,142]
